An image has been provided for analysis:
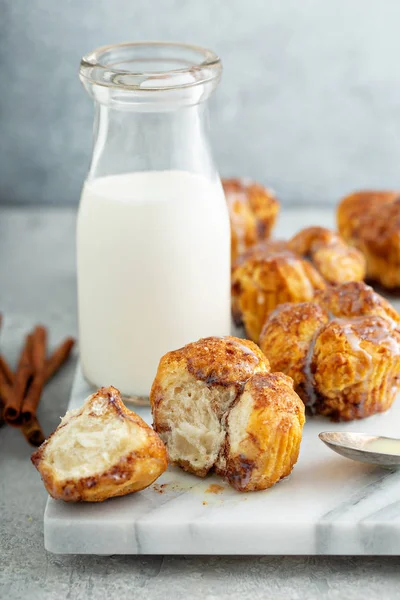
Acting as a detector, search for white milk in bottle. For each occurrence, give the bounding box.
[77,170,231,397]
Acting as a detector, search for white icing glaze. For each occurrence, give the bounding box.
[229,339,259,358]
[366,438,400,455]
[340,323,373,364]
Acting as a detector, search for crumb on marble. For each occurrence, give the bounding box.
[153,483,168,494]
[205,484,224,495]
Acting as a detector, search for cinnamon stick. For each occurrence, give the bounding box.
[44,337,75,381]
[1,327,74,438]
[20,335,74,427]
[31,326,47,372]
[0,354,14,419]
[0,318,10,427]
[20,335,74,440]
[3,334,34,426]
[21,415,45,447]
[20,326,47,425]
[0,354,14,385]
[0,378,6,428]
[0,376,13,406]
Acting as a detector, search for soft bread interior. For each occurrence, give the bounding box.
[223,391,253,455]
[44,395,148,480]
[215,390,253,473]
[158,373,237,473]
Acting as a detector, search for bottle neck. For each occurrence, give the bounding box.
[87,101,218,182]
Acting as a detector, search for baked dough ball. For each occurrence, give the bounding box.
[288,226,366,284]
[337,191,400,288]
[223,178,279,262]
[315,280,400,325]
[312,315,400,421]
[215,373,305,492]
[31,386,168,502]
[150,336,304,491]
[151,336,269,478]
[260,282,400,421]
[258,302,330,403]
[231,243,326,342]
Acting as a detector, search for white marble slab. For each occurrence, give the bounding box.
[43,211,400,555]
[44,362,400,555]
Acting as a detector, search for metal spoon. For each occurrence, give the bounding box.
[319,431,400,467]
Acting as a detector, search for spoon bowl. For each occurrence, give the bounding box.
[319,431,400,467]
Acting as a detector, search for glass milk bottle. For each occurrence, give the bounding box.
[77,42,231,398]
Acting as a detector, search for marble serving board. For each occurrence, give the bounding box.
[44,362,400,555]
[44,208,400,555]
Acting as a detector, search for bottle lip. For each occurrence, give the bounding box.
[79,41,222,92]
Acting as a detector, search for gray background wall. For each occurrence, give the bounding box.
[1,0,400,206]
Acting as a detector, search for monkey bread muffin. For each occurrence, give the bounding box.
[337,191,400,289]
[259,282,400,421]
[150,336,305,491]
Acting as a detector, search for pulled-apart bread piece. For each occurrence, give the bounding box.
[151,336,269,478]
[215,373,305,492]
[150,336,305,491]
[31,386,168,502]
[260,282,400,421]
[231,226,366,342]
[337,191,400,289]
[223,178,279,262]
[288,226,366,285]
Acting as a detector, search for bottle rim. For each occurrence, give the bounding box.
[79,41,222,92]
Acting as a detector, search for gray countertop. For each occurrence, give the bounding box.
[1,206,400,600]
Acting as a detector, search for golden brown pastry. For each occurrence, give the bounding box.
[232,227,366,342]
[288,226,366,284]
[222,178,279,262]
[151,336,269,478]
[215,372,305,492]
[234,239,290,267]
[337,191,400,288]
[150,336,304,491]
[260,282,400,421]
[231,242,326,342]
[31,386,168,502]
[315,280,400,324]
[258,301,330,402]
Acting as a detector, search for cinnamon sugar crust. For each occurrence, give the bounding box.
[150,336,304,491]
[32,386,168,502]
